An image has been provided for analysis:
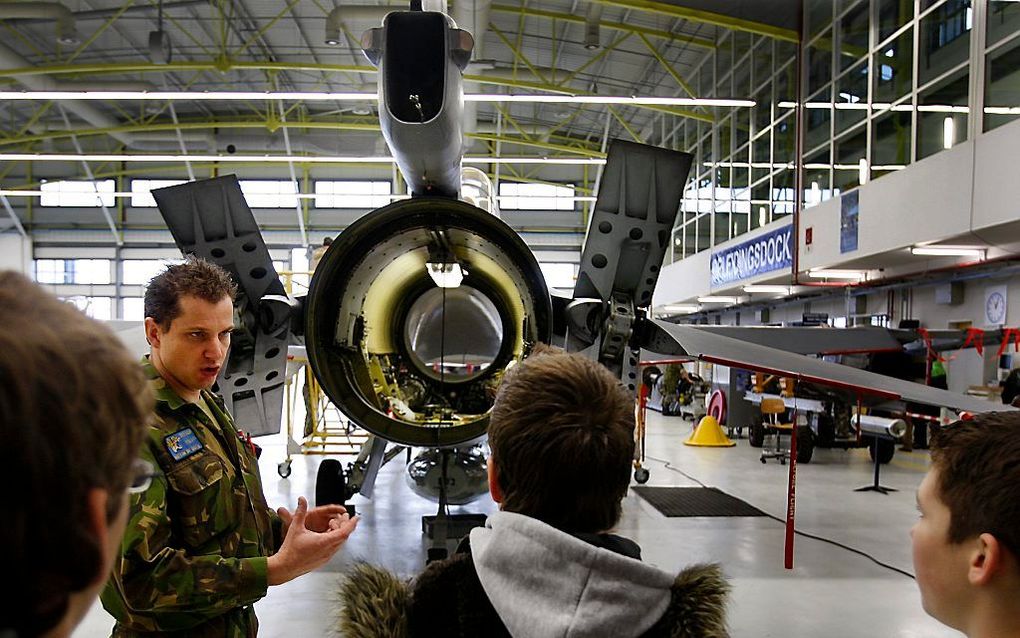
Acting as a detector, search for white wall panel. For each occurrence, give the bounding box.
[972,117,1020,232]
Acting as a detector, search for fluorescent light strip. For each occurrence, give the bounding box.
[697,296,739,303]
[659,304,700,314]
[0,90,754,107]
[808,269,865,279]
[0,153,607,165]
[467,95,755,107]
[911,246,984,257]
[0,189,594,203]
[777,100,970,113]
[743,285,790,293]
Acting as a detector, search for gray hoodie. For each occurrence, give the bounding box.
[470,511,677,638]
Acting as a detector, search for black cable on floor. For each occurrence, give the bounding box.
[642,454,917,580]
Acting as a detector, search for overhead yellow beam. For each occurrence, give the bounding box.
[0,118,612,161]
[0,119,382,147]
[590,0,799,42]
[607,106,644,143]
[470,133,606,158]
[489,4,715,49]
[490,23,552,86]
[230,0,303,58]
[66,0,136,65]
[637,32,696,99]
[0,60,376,78]
[557,31,632,87]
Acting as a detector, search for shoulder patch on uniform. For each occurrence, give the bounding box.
[164,428,204,462]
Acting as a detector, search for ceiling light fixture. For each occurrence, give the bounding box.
[0,90,754,107]
[658,304,700,314]
[742,285,790,294]
[697,296,739,304]
[808,269,866,279]
[0,153,608,166]
[910,246,984,257]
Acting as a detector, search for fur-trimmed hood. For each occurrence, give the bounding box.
[339,513,729,638]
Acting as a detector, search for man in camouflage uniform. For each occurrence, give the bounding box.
[102,257,359,637]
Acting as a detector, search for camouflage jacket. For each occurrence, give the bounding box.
[101,358,283,637]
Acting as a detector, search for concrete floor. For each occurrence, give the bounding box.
[79,410,959,637]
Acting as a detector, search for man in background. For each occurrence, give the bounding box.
[1,272,153,638]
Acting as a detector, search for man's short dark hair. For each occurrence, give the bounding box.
[0,272,152,636]
[144,256,237,328]
[488,346,635,533]
[930,412,1020,555]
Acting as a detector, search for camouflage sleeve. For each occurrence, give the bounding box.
[102,445,269,632]
[269,507,285,551]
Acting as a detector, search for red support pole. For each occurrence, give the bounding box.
[784,408,798,570]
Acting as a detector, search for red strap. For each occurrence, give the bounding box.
[997,328,1017,358]
[962,328,985,356]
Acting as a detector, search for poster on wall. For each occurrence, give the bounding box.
[985,285,1008,327]
[840,190,859,254]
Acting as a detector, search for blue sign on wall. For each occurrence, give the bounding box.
[840,190,859,254]
[710,225,793,288]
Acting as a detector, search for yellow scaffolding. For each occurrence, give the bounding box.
[275,270,370,478]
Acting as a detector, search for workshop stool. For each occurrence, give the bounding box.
[759,397,793,465]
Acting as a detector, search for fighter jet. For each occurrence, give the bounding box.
[150,4,1006,558]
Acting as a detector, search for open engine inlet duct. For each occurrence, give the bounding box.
[305,197,551,448]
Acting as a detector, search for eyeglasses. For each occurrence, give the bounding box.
[128,458,161,494]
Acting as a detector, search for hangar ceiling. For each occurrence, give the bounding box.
[0,0,797,243]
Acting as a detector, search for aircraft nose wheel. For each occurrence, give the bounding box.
[315,458,349,507]
[634,467,650,484]
[276,460,292,479]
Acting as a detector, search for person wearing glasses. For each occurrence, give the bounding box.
[101,257,359,638]
[1,272,154,638]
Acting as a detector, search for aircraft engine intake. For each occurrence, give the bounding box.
[305,196,552,449]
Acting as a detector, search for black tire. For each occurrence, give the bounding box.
[815,413,836,448]
[634,467,650,484]
[869,438,896,464]
[749,422,766,448]
[796,427,815,464]
[277,461,292,479]
[315,458,347,506]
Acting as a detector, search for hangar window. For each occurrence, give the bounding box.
[34,259,111,284]
[540,262,577,290]
[498,183,575,210]
[121,297,144,321]
[314,181,392,208]
[63,296,112,320]
[39,180,115,207]
[239,180,298,208]
[121,259,183,285]
[131,180,187,207]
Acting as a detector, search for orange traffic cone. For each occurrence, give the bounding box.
[684,415,736,447]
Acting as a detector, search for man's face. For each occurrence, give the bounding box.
[148,295,233,396]
[911,468,973,630]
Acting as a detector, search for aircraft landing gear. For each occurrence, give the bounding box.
[315,458,349,507]
[634,467,650,484]
[277,459,292,479]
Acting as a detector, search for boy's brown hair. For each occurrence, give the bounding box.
[0,271,153,635]
[488,346,635,533]
[144,256,237,328]
[930,412,1020,554]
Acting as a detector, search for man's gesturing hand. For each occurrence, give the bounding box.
[278,502,347,534]
[267,496,359,586]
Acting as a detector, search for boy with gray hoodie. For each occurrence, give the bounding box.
[340,347,730,638]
